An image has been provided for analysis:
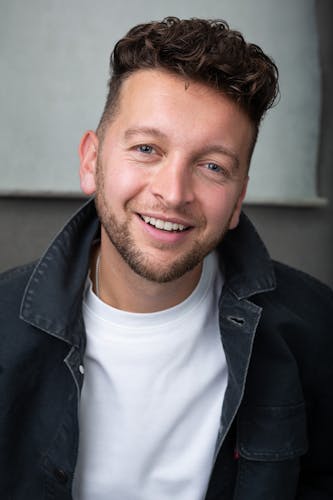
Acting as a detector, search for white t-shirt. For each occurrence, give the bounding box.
[73,251,227,500]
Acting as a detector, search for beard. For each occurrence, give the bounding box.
[94,163,231,284]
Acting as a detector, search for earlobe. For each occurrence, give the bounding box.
[79,130,99,195]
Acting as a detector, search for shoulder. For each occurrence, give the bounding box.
[0,261,36,293]
[255,261,332,354]
[0,261,36,283]
[0,261,36,320]
[270,260,332,315]
[273,260,332,296]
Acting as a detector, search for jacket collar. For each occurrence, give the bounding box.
[20,198,99,346]
[218,212,276,299]
[20,199,276,344]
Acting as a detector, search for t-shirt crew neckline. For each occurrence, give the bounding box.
[83,251,223,335]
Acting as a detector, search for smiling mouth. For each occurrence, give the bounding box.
[140,215,190,232]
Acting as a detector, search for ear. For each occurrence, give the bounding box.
[79,130,99,195]
[228,176,249,230]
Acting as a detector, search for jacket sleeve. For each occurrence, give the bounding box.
[287,270,333,500]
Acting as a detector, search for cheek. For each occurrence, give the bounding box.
[201,189,241,231]
[202,199,227,227]
[102,165,147,204]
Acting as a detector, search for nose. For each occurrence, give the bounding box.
[150,156,195,208]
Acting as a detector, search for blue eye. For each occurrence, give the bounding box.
[200,161,231,182]
[206,162,222,173]
[137,144,154,154]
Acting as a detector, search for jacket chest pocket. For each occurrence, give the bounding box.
[234,402,308,500]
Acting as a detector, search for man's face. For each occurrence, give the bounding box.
[80,69,253,283]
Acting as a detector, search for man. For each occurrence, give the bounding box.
[0,17,332,500]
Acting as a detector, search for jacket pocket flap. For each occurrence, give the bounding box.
[237,402,308,461]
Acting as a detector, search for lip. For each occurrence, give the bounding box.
[136,213,194,243]
[137,212,194,228]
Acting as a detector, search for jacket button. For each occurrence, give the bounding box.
[53,467,69,484]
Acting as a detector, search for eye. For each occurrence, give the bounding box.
[136,144,155,154]
[206,162,222,173]
[204,162,229,178]
[130,143,161,165]
[198,160,231,184]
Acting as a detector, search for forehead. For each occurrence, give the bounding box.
[118,69,240,109]
[118,69,233,112]
[107,69,255,163]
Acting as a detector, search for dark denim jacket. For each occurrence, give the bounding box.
[1,199,332,499]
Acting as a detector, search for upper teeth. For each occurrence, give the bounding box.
[141,215,186,232]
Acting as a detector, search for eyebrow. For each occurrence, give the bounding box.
[124,127,239,169]
[124,127,168,141]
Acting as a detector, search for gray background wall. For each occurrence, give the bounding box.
[0,0,332,287]
[0,0,322,205]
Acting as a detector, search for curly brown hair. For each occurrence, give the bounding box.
[97,17,279,138]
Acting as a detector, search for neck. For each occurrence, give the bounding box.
[91,242,202,314]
